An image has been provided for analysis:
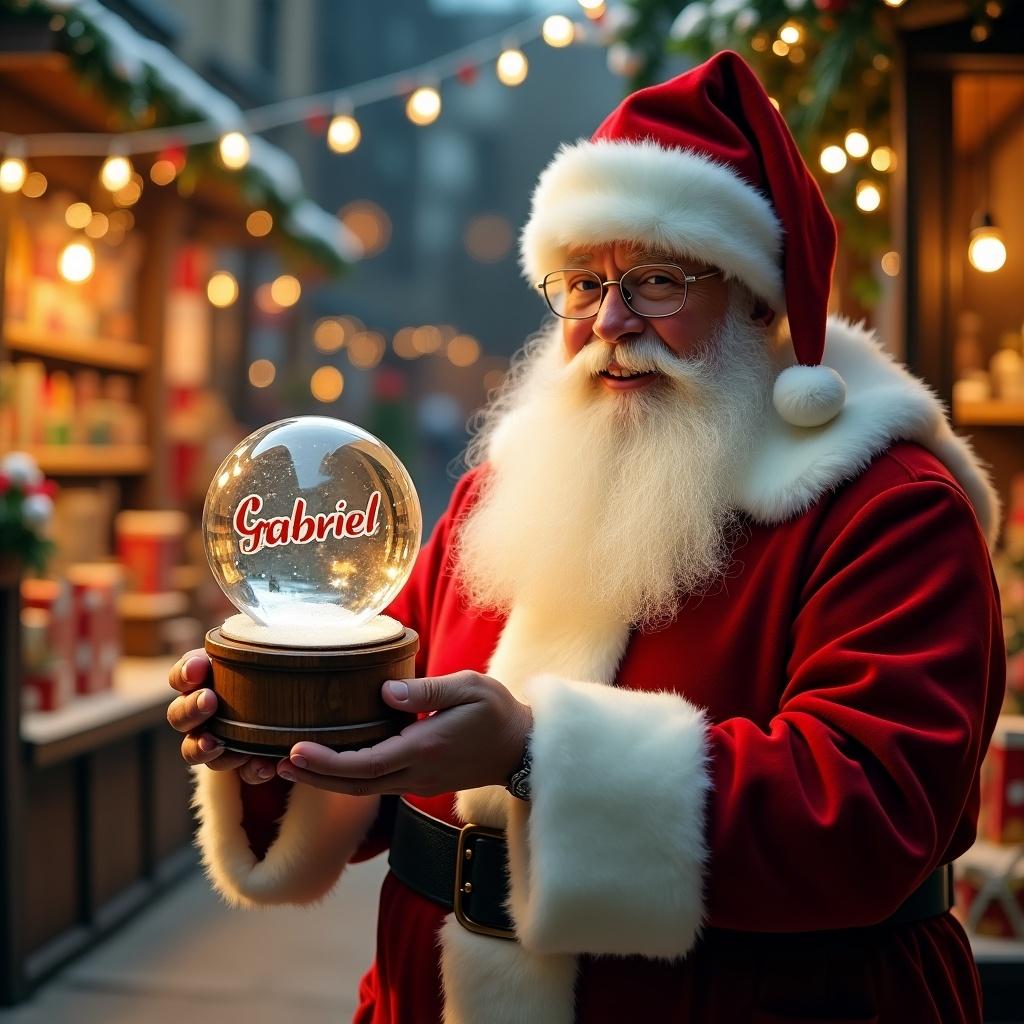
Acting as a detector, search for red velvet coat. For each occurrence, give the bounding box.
[330,438,1004,1024]
[206,318,1006,1024]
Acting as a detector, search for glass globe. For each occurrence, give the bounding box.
[203,416,421,646]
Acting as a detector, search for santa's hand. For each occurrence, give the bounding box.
[166,647,282,785]
[276,671,532,797]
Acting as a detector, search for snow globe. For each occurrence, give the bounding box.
[202,416,421,756]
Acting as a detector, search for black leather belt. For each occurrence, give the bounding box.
[388,798,955,942]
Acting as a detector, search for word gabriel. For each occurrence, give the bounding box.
[233,492,382,554]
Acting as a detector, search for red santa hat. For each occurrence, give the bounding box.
[520,49,846,428]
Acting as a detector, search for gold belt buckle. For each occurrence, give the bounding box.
[453,822,516,940]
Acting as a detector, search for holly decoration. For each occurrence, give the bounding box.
[0,453,57,575]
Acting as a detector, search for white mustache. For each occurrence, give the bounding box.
[568,335,709,383]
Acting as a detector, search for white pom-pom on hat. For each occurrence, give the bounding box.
[772,364,846,428]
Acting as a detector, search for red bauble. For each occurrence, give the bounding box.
[305,109,329,135]
[814,0,850,10]
[456,63,478,85]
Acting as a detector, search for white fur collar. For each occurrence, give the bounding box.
[734,316,1000,547]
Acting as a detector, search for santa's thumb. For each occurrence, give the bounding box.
[382,674,478,712]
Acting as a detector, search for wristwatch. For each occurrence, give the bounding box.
[505,735,532,801]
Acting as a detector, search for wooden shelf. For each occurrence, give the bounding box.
[4,324,149,373]
[954,399,1024,427]
[21,655,173,767]
[27,445,150,476]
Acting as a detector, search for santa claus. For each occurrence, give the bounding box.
[167,51,1005,1023]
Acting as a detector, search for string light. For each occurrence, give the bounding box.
[219,131,250,170]
[855,180,882,212]
[248,359,276,387]
[85,211,109,239]
[246,209,273,236]
[542,15,574,47]
[65,202,92,230]
[870,146,896,172]
[880,251,900,277]
[58,241,95,283]
[270,274,301,307]
[313,318,346,352]
[447,334,481,367]
[496,49,528,86]
[0,156,28,193]
[150,158,178,185]
[310,366,344,403]
[100,154,132,191]
[779,22,803,45]
[844,131,869,158]
[819,145,847,174]
[327,114,361,154]
[21,171,47,198]
[207,271,239,307]
[406,87,441,126]
[882,0,907,6]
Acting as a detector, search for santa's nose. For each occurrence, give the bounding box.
[591,283,646,344]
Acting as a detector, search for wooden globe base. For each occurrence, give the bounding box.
[204,624,419,758]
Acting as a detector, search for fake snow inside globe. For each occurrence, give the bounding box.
[203,416,421,649]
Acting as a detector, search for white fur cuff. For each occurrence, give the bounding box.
[505,675,712,958]
[191,767,380,909]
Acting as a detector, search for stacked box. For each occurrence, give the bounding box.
[115,510,187,593]
[979,715,1024,845]
[67,564,124,695]
[20,578,75,712]
[955,840,1024,939]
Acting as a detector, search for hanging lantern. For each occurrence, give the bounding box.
[968,212,1007,273]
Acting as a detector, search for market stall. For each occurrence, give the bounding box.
[0,3,350,1004]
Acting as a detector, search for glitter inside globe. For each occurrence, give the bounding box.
[203,417,421,647]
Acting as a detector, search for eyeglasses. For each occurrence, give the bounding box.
[537,263,723,320]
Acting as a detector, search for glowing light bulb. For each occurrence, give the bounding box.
[406,87,441,126]
[100,155,132,191]
[543,15,574,47]
[270,274,301,307]
[820,145,847,174]
[327,114,361,154]
[855,181,882,212]
[968,220,1007,273]
[779,21,802,45]
[870,146,896,172]
[496,49,528,86]
[0,157,27,193]
[844,130,870,158]
[219,131,250,170]
[208,271,239,308]
[59,241,95,283]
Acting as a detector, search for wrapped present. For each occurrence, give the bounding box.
[67,563,123,695]
[955,840,1024,939]
[115,510,188,593]
[980,715,1024,845]
[20,578,75,711]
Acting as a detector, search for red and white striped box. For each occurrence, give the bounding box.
[115,510,187,594]
[979,715,1024,846]
[67,563,124,695]
[20,578,75,711]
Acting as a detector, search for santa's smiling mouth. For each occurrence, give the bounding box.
[597,361,660,388]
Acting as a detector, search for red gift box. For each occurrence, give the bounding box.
[20,578,75,711]
[67,564,123,695]
[116,510,187,593]
[980,715,1024,845]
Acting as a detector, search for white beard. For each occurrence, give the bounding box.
[453,297,777,631]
